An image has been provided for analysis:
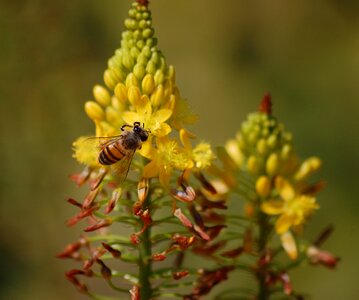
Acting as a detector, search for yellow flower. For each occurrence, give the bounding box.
[261,177,319,234]
[122,94,172,138]
[73,136,101,167]
[179,129,214,170]
[142,137,192,186]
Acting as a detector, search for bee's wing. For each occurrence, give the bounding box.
[83,135,123,150]
[110,149,136,186]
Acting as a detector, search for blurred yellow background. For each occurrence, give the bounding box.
[0,0,358,299]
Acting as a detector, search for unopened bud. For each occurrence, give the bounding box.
[133,63,146,80]
[266,153,280,176]
[247,155,259,175]
[256,138,268,155]
[154,69,165,85]
[128,86,141,106]
[84,101,105,121]
[126,73,139,88]
[141,74,155,95]
[104,68,122,90]
[114,83,128,104]
[93,85,111,106]
[255,176,271,198]
[150,84,165,106]
[122,51,135,70]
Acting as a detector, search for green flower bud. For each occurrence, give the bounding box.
[133,63,146,80]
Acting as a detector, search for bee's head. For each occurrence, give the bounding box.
[133,122,149,142]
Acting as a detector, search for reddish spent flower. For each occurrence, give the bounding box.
[174,208,193,228]
[65,270,91,293]
[69,166,92,186]
[189,205,204,228]
[130,233,140,245]
[66,204,100,227]
[313,224,334,247]
[307,246,339,269]
[130,285,140,300]
[204,225,226,240]
[84,218,112,232]
[258,249,272,268]
[89,168,107,190]
[186,266,234,297]
[136,0,149,7]
[102,242,121,258]
[57,241,82,259]
[279,272,292,295]
[83,187,100,209]
[170,185,196,202]
[193,241,226,256]
[152,253,167,261]
[140,209,152,227]
[220,246,244,258]
[172,234,196,251]
[105,189,121,214]
[195,172,217,195]
[173,270,189,280]
[133,201,143,216]
[67,198,83,208]
[96,259,112,280]
[259,92,272,115]
[193,224,210,241]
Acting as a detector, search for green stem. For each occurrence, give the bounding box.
[138,200,152,299]
[257,211,270,300]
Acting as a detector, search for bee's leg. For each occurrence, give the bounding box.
[134,121,141,127]
[121,124,132,131]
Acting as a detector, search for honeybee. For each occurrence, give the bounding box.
[87,121,150,185]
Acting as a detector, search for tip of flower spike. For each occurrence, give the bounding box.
[136,0,149,7]
[259,92,272,115]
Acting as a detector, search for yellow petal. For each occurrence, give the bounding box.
[142,160,159,178]
[122,111,141,126]
[179,128,196,150]
[159,165,172,187]
[136,95,151,115]
[281,231,298,260]
[276,214,294,234]
[261,200,285,215]
[275,177,295,201]
[152,109,173,123]
[153,123,171,137]
[138,139,153,159]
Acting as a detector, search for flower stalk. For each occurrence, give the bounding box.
[60,1,338,299]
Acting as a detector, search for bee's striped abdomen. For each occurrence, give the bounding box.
[99,142,127,165]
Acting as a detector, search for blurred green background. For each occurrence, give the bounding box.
[1,0,358,299]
